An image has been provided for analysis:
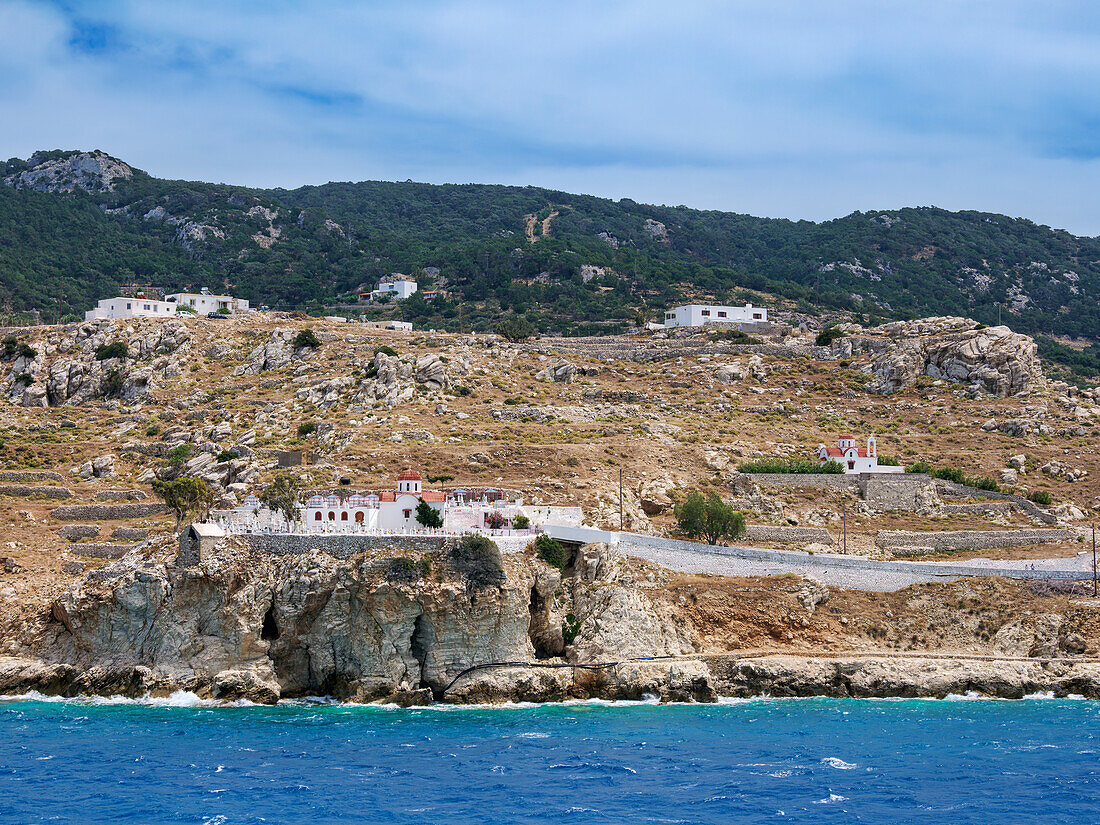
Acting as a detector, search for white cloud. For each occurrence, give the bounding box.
[2,0,1100,233]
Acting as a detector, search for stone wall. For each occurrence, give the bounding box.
[742,473,861,491]
[0,470,64,482]
[96,490,148,501]
[57,524,100,541]
[0,485,71,499]
[935,480,1056,525]
[860,474,933,511]
[111,527,149,540]
[69,543,136,559]
[876,528,1076,554]
[744,525,834,545]
[240,533,533,558]
[52,503,169,521]
[940,502,1014,516]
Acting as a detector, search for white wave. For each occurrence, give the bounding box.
[821,757,859,770]
[814,794,848,804]
[0,690,256,708]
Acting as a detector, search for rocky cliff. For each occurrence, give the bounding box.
[3,536,1098,705]
[0,537,705,704]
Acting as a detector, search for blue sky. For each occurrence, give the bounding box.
[3,1,1100,234]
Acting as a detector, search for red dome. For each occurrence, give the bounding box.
[397,469,422,481]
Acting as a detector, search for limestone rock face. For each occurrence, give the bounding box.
[236,329,299,374]
[9,540,707,704]
[536,360,577,383]
[5,151,133,194]
[866,318,1041,397]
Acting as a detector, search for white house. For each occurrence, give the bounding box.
[166,289,250,314]
[662,303,767,328]
[817,434,903,474]
[85,296,180,321]
[372,276,418,301]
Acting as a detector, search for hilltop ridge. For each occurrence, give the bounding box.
[1,150,1100,372]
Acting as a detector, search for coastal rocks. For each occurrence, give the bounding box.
[866,318,1040,397]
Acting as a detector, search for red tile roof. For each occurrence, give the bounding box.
[420,491,446,503]
[398,469,422,481]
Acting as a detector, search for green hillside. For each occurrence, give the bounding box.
[2,150,1100,358]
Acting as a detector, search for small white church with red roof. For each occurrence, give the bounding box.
[817,434,902,474]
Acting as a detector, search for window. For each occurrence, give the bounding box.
[144,304,150,311]
[701,310,710,316]
[403,508,412,519]
[126,303,132,310]
[328,511,336,521]
[753,313,762,319]
[355,511,365,523]
[718,311,727,318]
[314,512,322,521]
[665,313,674,320]
[848,461,855,470]
[341,511,348,521]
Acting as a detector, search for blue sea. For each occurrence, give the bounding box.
[1,694,1098,824]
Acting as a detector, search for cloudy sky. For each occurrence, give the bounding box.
[3,1,1100,233]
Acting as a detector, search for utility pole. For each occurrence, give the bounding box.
[619,467,624,532]
[842,500,847,554]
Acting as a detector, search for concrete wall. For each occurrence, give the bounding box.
[877,528,1076,553]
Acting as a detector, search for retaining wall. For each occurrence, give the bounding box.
[52,503,169,521]
[57,525,100,541]
[96,490,148,501]
[239,533,533,559]
[742,474,860,491]
[861,474,932,511]
[936,480,1056,525]
[0,470,64,482]
[0,485,71,499]
[744,525,834,545]
[940,502,1014,516]
[69,543,136,559]
[876,528,1076,553]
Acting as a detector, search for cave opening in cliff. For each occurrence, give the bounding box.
[410,613,442,699]
[261,604,280,641]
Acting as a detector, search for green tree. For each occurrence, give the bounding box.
[293,328,321,349]
[415,498,443,528]
[152,477,214,529]
[674,491,746,545]
[495,316,534,342]
[259,474,302,523]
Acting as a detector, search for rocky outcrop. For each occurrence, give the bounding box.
[866,318,1041,396]
[3,539,711,704]
[4,151,133,194]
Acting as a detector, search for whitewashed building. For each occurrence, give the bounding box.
[662,303,767,328]
[372,276,418,301]
[167,289,250,314]
[85,296,179,321]
[817,434,902,474]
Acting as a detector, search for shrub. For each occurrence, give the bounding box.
[965,475,1000,492]
[427,474,454,484]
[907,460,933,474]
[674,491,746,545]
[1,337,35,360]
[145,425,160,437]
[815,327,846,347]
[535,535,567,569]
[495,317,535,342]
[101,368,124,398]
[216,450,238,463]
[375,345,399,357]
[292,328,321,349]
[167,444,193,467]
[931,466,965,484]
[1029,490,1053,506]
[14,373,32,386]
[738,457,843,474]
[512,514,530,530]
[452,385,472,397]
[216,306,231,315]
[385,557,421,582]
[450,534,505,589]
[710,329,760,344]
[878,455,900,466]
[562,613,582,645]
[486,510,506,529]
[95,341,128,361]
[297,421,317,437]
